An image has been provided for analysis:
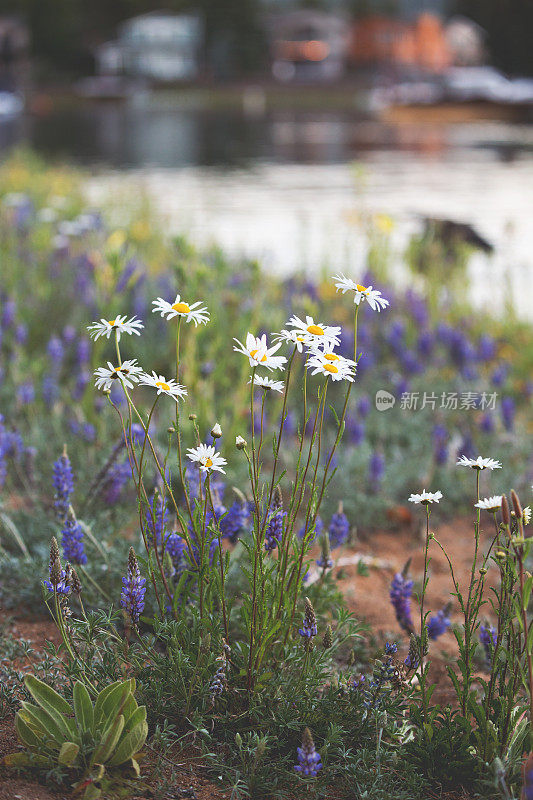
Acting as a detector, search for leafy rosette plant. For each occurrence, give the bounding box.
[5,675,148,799]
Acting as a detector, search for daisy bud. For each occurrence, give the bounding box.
[235,435,247,450]
[524,507,532,526]
[211,423,222,439]
[511,489,523,519]
[501,495,510,526]
[188,413,197,421]
[167,426,175,434]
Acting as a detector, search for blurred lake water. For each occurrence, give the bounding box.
[3,100,533,318]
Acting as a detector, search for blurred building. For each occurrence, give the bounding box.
[96,11,203,82]
[349,12,451,73]
[268,10,350,82]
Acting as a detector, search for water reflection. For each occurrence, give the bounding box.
[1,100,532,168]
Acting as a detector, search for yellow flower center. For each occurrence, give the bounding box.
[156,380,170,391]
[307,324,324,336]
[172,301,191,314]
[297,336,305,342]
[324,353,339,361]
[356,284,368,294]
[250,349,267,362]
[323,363,339,374]
[108,319,116,326]
[204,457,213,468]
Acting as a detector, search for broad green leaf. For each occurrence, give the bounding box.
[524,575,533,610]
[15,714,44,749]
[20,702,68,744]
[108,721,148,766]
[119,705,146,741]
[94,681,129,729]
[58,741,80,766]
[25,675,72,718]
[73,682,94,733]
[4,751,48,768]
[92,714,124,764]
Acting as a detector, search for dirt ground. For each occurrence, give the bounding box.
[0,514,497,799]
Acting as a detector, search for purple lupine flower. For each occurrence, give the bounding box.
[109,382,125,406]
[53,451,74,523]
[480,624,497,666]
[102,460,131,505]
[491,364,508,387]
[329,504,349,548]
[298,516,323,542]
[280,409,297,437]
[47,336,64,365]
[76,337,91,364]
[368,450,385,489]
[357,395,371,418]
[294,728,322,778]
[345,414,365,445]
[417,330,435,358]
[220,500,248,543]
[427,607,451,640]
[405,289,428,326]
[121,548,146,626]
[400,349,424,375]
[479,413,495,434]
[16,381,35,405]
[42,375,60,407]
[390,570,414,634]
[44,568,71,595]
[298,597,317,640]
[116,258,139,293]
[477,334,496,361]
[501,396,515,432]
[14,323,28,344]
[146,493,169,547]
[457,433,475,461]
[72,369,90,401]
[61,510,87,565]
[265,487,285,552]
[1,299,16,329]
[165,533,186,571]
[62,325,76,344]
[432,424,448,466]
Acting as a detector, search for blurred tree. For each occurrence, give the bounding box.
[0,0,266,77]
[452,0,533,75]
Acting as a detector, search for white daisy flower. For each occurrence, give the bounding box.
[475,495,503,512]
[272,329,307,352]
[524,506,531,525]
[152,294,209,326]
[233,333,287,371]
[87,315,144,342]
[306,350,356,382]
[287,315,341,348]
[139,371,187,403]
[308,343,357,367]
[249,375,285,393]
[332,274,390,311]
[457,455,502,471]
[186,443,227,474]
[408,490,443,505]
[94,360,143,391]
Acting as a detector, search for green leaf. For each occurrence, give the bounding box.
[527,621,533,655]
[107,721,148,766]
[73,682,94,733]
[15,714,44,749]
[94,681,131,730]
[24,675,72,718]
[92,714,125,764]
[58,741,80,766]
[20,702,68,745]
[119,705,146,741]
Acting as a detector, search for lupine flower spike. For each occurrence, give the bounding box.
[294,727,322,778]
[390,560,414,634]
[299,597,317,645]
[120,547,146,627]
[427,603,452,640]
[265,486,284,552]
[52,447,74,524]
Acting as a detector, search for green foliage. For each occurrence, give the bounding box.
[5,675,148,798]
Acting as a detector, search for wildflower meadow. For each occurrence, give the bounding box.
[0,153,532,800]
